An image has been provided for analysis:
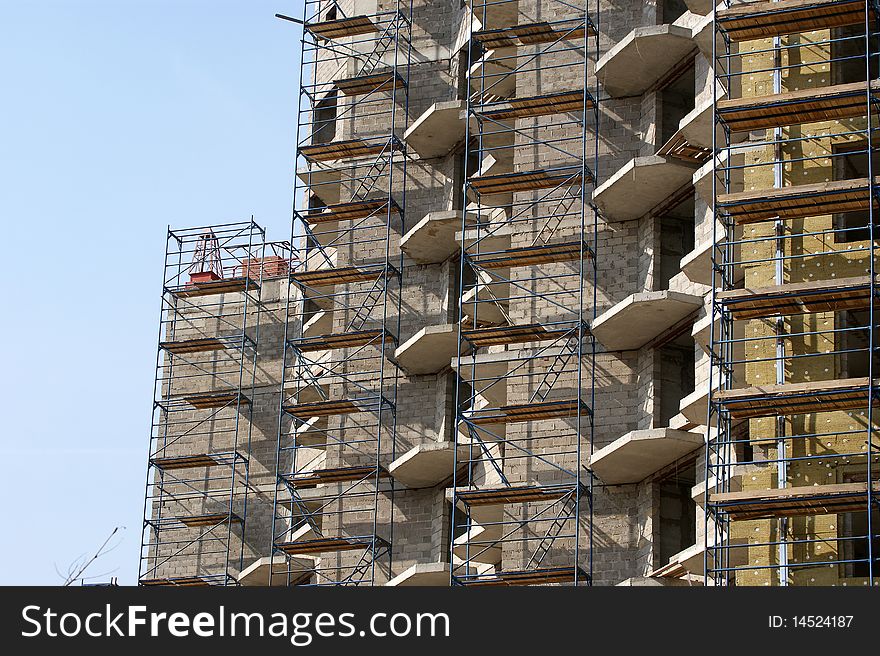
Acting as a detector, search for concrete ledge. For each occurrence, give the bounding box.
[589,428,703,485]
[457,224,512,252]
[616,576,697,587]
[650,542,709,578]
[461,285,508,325]
[597,25,696,97]
[692,472,744,506]
[680,238,715,287]
[469,50,516,99]
[679,385,715,427]
[651,539,746,578]
[385,562,453,586]
[395,324,462,375]
[593,156,699,222]
[404,100,466,159]
[401,211,462,265]
[691,12,723,59]
[389,442,469,488]
[452,524,502,564]
[302,310,332,338]
[669,96,716,150]
[591,290,703,351]
[295,164,341,204]
[292,415,329,447]
[237,555,316,586]
[691,312,717,352]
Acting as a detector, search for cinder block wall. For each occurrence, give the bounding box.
[147,0,719,585]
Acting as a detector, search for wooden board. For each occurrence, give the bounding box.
[714,377,878,419]
[334,71,405,97]
[656,131,711,164]
[151,454,223,470]
[717,0,867,42]
[289,264,392,288]
[177,512,242,528]
[478,90,592,121]
[305,15,377,40]
[466,399,589,425]
[287,465,388,489]
[169,277,256,298]
[718,80,880,132]
[455,484,577,506]
[299,137,399,163]
[283,399,362,418]
[461,323,575,347]
[159,337,228,355]
[469,166,587,195]
[468,241,587,269]
[277,537,374,555]
[303,198,398,223]
[717,177,877,224]
[178,391,250,410]
[460,566,589,586]
[290,329,393,353]
[473,19,595,49]
[710,482,880,520]
[717,275,877,319]
[140,576,215,587]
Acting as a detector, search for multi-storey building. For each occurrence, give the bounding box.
[139,0,879,587]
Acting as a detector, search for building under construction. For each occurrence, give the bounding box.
[139,0,880,587]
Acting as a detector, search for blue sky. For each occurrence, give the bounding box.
[0,0,301,585]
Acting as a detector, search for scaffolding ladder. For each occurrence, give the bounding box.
[271,0,412,586]
[140,220,267,586]
[450,0,599,586]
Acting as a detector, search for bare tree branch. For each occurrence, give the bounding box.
[60,526,125,586]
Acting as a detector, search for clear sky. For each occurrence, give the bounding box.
[0,0,301,585]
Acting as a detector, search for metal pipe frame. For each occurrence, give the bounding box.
[450,0,598,587]
[707,0,880,587]
[270,0,411,587]
[140,220,267,586]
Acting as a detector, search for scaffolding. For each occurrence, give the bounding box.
[450,0,599,585]
[140,220,268,586]
[271,0,411,586]
[708,0,880,586]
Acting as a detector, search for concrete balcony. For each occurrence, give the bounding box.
[301,310,332,338]
[237,555,316,586]
[596,25,696,98]
[386,563,453,586]
[469,49,517,99]
[692,471,744,506]
[461,283,509,326]
[591,290,703,351]
[690,312,717,353]
[400,211,462,265]
[291,415,329,447]
[589,428,703,485]
[388,442,469,488]
[657,97,715,165]
[691,12,723,60]
[296,163,341,204]
[681,239,715,288]
[404,100,466,159]
[452,523,502,564]
[679,384,717,427]
[395,324,463,375]
[616,576,694,587]
[650,540,745,578]
[592,156,699,222]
